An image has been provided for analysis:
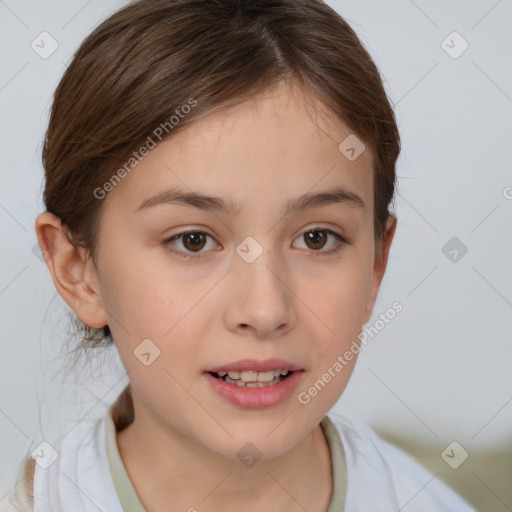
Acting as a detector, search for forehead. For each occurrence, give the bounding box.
[103,81,374,216]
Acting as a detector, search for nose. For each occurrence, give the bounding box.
[223,247,297,339]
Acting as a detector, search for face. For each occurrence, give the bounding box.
[83,80,393,460]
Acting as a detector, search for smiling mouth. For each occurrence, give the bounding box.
[208,369,294,388]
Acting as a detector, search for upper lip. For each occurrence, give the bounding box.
[206,358,303,373]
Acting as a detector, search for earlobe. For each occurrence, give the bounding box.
[34,212,108,329]
[362,216,397,324]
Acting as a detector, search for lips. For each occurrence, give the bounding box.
[203,368,304,408]
[205,358,303,373]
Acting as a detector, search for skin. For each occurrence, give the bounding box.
[36,79,396,511]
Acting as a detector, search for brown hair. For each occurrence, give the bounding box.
[41,0,400,351]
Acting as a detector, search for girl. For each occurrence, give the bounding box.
[3,0,475,510]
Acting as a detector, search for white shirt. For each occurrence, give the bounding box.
[1,403,475,512]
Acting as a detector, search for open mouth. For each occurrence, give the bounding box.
[207,370,294,388]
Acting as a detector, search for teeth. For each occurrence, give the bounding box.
[222,369,289,383]
[223,375,282,388]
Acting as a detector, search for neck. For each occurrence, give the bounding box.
[115,388,333,512]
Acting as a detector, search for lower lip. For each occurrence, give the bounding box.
[203,371,304,409]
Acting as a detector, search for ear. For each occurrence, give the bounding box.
[34,211,108,329]
[362,215,397,325]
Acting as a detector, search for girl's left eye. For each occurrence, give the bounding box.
[161,227,349,260]
[293,228,348,254]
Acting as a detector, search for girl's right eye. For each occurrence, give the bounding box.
[161,230,219,260]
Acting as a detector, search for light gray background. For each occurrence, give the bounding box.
[1,1,511,510]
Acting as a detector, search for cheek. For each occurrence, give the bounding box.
[308,261,372,340]
[99,252,217,382]
[99,246,198,334]
[299,256,372,407]
[296,273,369,412]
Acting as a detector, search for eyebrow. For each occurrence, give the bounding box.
[136,185,365,216]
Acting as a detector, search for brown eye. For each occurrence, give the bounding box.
[182,232,207,252]
[303,229,328,250]
[293,228,348,255]
[162,230,218,259]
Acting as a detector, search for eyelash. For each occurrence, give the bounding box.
[161,228,350,260]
